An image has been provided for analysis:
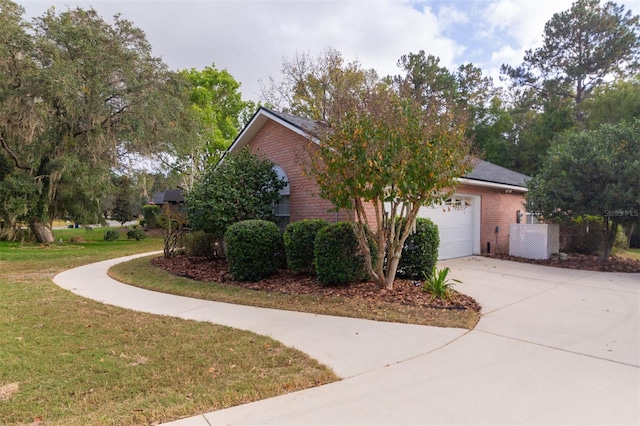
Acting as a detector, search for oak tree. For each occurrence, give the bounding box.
[0,1,188,242]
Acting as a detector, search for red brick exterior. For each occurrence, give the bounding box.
[453,184,527,255]
[247,121,351,224]
[245,118,526,254]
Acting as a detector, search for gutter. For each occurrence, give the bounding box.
[456,178,528,193]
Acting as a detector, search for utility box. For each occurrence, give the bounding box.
[509,224,560,260]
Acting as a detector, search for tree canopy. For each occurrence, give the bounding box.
[304,56,473,289]
[0,1,190,242]
[502,0,640,111]
[526,120,640,260]
[161,65,254,189]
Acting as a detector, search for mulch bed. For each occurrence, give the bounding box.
[150,256,481,312]
[485,253,640,273]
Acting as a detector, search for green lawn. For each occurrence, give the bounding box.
[618,247,640,260]
[0,228,336,425]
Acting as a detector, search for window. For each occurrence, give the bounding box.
[525,212,540,224]
[272,165,290,231]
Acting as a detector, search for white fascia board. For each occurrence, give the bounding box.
[456,177,528,192]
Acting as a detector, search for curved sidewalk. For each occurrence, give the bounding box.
[53,254,640,425]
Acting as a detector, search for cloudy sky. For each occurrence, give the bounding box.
[17,0,639,102]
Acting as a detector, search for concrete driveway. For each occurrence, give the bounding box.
[54,255,639,425]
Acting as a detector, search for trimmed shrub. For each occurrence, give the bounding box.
[126,227,147,241]
[142,204,161,229]
[184,231,224,259]
[103,229,120,241]
[224,220,284,281]
[314,222,375,286]
[283,219,329,274]
[397,218,440,280]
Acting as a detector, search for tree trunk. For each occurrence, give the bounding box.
[31,220,55,243]
[384,250,403,290]
[599,217,617,262]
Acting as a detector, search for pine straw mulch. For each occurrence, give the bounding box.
[150,256,481,312]
[485,252,640,273]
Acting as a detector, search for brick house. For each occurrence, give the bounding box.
[226,107,530,259]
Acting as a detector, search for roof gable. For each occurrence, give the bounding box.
[227,108,530,190]
[227,107,317,155]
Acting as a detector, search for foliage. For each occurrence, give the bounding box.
[103,229,120,242]
[260,47,379,121]
[224,219,284,281]
[283,219,329,274]
[111,175,135,226]
[186,148,286,239]
[582,76,640,128]
[397,218,440,280]
[161,204,189,259]
[527,120,640,260]
[164,64,255,189]
[422,267,461,300]
[184,230,224,259]
[126,227,147,241]
[142,205,162,229]
[394,51,458,107]
[502,0,640,110]
[309,61,472,289]
[0,1,191,243]
[314,222,375,286]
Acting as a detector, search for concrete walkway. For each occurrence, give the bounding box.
[53,254,640,425]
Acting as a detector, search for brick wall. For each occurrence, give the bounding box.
[247,121,351,224]
[454,184,527,254]
[246,118,525,254]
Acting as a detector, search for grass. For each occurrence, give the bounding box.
[0,228,337,425]
[110,257,480,329]
[618,248,640,260]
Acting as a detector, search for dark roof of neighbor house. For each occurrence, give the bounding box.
[464,160,530,188]
[228,107,530,190]
[152,189,184,204]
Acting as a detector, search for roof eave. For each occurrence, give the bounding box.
[456,177,528,192]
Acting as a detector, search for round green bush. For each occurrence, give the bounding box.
[397,218,440,280]
[283,219,329,274]
[184,231,224,259]
[103,229,120,242]
[126,227,147,241]
[224,220,284,281]
[314,222,375,286]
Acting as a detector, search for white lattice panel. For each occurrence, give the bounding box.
[509,224,559,260]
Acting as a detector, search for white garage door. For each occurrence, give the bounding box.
[418,195,479,259]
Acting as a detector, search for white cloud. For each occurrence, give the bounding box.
[16,0,640,103]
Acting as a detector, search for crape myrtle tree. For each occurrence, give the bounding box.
[0,1,190,242]
[526,120,640,260]
[306,58,473,290]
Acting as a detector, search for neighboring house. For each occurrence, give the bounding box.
[226,107,530,259]
[152,189,185,212]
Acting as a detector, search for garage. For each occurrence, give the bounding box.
[418,194,480,259]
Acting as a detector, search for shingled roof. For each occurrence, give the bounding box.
[464,160,530,188]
